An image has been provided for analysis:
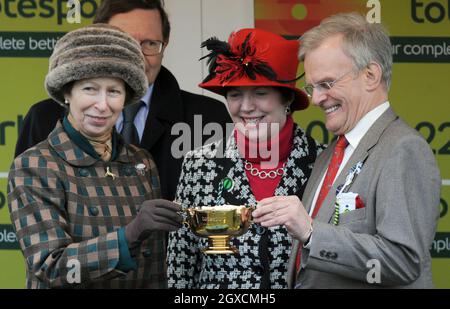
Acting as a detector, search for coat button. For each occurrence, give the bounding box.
[320,250,326,258]
[142,249,152,257]
[252,264,264,275]
[89,207,99,216]
[78,168,89,177]
[255,225,266,235]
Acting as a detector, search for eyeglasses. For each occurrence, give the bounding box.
[303,70,355,98]
[140,39,165,56]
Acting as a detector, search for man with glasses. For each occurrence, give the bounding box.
[15,0,231,201]
[302,70,354,99]
[253,12,440,288]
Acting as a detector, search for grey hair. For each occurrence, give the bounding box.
[299,12,392,90]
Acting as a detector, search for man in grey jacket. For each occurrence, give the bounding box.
[252,12,441,288]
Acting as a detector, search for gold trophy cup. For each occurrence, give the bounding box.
[184,205,254,254]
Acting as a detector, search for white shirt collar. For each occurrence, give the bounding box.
[345,101,390,149]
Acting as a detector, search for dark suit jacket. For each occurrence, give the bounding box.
[15,66,232,200]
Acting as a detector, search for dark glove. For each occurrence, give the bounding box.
[125,199,182,248]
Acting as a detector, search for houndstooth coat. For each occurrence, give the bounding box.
[8,122,166,288]
[167,124,323,289]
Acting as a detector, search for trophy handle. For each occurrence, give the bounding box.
[247,205,256,222]
[181,209,193,229]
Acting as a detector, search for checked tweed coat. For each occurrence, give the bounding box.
[167,124,323,289]
[8,122,166,288]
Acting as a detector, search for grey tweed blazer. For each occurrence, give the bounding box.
[287,107,441,289]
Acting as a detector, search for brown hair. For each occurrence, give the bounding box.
[224,86,295,106]
[94,0,171,41]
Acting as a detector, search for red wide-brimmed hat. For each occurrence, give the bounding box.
[199,28,309,111]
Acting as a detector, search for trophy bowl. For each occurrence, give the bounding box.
[184,205,254,254]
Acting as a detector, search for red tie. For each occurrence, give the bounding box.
[295,136,348,272]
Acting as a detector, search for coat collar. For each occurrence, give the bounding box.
[149,66,184,123]
[216,124,317,205]
[140,66,184,149]
[48,121,134,167]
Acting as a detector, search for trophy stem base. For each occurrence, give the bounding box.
[202,235,239,254]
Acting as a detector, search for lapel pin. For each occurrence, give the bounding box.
[135,163,147,176]
[105,166,116,180]
[222,177,234,192]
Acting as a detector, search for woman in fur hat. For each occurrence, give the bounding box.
[7,24,182,288]
[167,28,324,288]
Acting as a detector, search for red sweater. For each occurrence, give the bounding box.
[235,116,294,201]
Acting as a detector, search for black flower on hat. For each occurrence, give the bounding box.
[200,33,278,85]
[201,32,303,86]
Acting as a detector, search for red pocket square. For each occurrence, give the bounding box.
[355,195,365,209]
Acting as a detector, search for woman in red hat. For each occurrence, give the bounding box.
[167,28,324,288]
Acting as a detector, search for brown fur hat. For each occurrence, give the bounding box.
[45,23,148,105]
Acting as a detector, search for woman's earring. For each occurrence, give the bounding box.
[64,99,69,105]
[285,105,291,115]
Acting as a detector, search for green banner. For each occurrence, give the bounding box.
[0,0,100,288]
[391,37,450,63]
[431,233,450,258]
[0,225,19,250]
[0,0,449,289]
[256,0,450,288]
[0,32,66,57]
